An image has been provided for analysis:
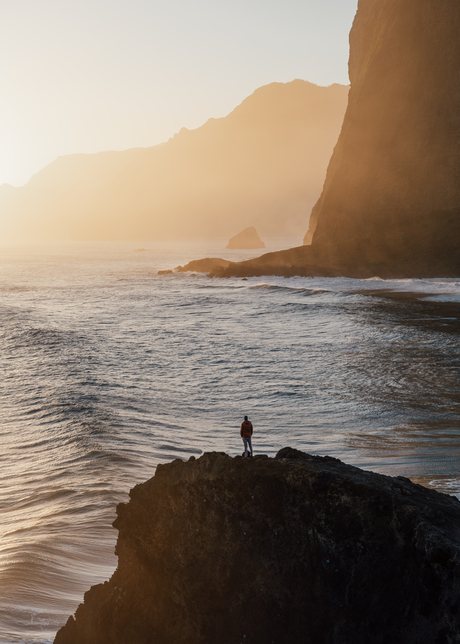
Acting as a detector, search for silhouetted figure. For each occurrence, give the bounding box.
[240,416,253,458]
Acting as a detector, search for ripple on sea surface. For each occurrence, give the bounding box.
[0,240,460,643]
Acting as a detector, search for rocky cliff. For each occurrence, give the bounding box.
[54,449,460,644]
[187,0,460,277]
[305,0,460,260]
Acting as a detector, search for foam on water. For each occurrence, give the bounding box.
[0,239,459,642]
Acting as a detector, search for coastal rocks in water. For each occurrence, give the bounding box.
[54,449,460,644]
[177,245,340,279]
[176,257,231,274]
[226,227,265,249]
[190,0,460,278]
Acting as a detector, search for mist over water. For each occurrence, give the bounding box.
[1,239,459,643]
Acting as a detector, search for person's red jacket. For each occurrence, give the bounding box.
[240,420,253,438]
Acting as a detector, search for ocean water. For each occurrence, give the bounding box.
[1,238,460,643]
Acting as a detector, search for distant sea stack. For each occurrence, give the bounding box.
[226,227,265,249]
[54,450,460,644]
[189,0,460,278]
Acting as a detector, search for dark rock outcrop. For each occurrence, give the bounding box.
[226,227,265,249]
[188,0,460,278]
[177,257,231,274]
[55,449,460,644]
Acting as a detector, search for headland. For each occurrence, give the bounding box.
[179,0,460,279]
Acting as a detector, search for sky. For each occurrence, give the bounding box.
[0,0,358,187]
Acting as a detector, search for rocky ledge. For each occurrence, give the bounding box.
[55,449,460,644]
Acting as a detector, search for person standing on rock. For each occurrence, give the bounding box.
[240,416,253,458]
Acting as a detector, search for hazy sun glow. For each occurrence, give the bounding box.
[0,0,357,187]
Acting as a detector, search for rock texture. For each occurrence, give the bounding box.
[189,0,460,278]
[55,449,460,644]
[226,227,265,249]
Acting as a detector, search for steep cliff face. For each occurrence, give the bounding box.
[55,449,460,644]
[186,0,460,277]
[305,0,460,270]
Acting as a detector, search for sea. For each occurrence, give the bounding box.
[1,238,460,643]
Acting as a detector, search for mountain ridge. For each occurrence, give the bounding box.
[0,80,349,242]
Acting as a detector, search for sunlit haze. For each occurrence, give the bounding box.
[3,0,460,640]
[1,0,358,187]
